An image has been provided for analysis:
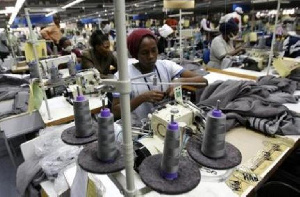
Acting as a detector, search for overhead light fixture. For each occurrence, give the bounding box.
[0,7,15,14]
[62,0,85,9]
[45,10,58,17]
[8,0,26,25]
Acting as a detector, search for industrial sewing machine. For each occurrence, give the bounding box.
[39,54,77,78]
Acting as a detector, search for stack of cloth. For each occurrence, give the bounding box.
[0,75,30,119]
[197,75,300,135]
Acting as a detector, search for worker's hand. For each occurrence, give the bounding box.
[166,86,175,98]
[141,90,164,103]
[237,47,246,54]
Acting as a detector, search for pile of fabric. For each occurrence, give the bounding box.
[0,75,30,119]
[197,75,300,135]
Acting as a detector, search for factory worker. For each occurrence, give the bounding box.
[208,18,245,69]
[220,7,243,32]
[112,29,208,124]
[81,30,118,78]
[59,37,82,58]
[40,14,62,45]
[157,24,174,54]
[283,20,300,58]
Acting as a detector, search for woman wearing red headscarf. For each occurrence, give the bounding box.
[112,29,207,124]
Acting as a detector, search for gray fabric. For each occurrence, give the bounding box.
[196,77,300,135]
[288,68,300,89]
[257,75,297,94]
[267,92,298,104]
[16,155,45,197]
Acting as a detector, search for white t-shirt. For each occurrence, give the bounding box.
[220,12,242,32]
[0,32,9,53]
[207,35,234,68]
[200,18,211,32]
[114,59,184,125]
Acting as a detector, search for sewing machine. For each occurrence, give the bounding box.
[245,49,270,70]
[76,68,102,95]
[39,54,76,77]
[149,100,205,138]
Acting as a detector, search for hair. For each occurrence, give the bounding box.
[219,18,239,35]
[89,30,109,49]
[53,14,60,20]
[59,37,69,48]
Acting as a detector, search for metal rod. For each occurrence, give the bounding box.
[25,8,52,120]
[130,72,155,80]
[266,0,281,75]
[131,82,207,86]
[114,0,136,196]
[179,9,183,65]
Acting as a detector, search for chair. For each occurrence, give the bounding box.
[256,181,300,197]
[203,48,210,64]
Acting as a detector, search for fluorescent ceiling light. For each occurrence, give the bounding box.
[0,7,15,14]
[45,10,58,17]
[8,0,26,25]
[62,0,85,9]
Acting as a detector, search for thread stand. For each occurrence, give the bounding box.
[187,100,242,169]
[78,108,125,174]
[61,95,98,145]
[139,116,200,194]
[139,154,200,195]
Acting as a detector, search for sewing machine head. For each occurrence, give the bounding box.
[76,68,102,95]
[149,100,205,138]
[39,54,76,77]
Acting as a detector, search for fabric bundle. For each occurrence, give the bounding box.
[197,76,300,135]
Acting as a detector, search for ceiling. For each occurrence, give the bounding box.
[1,0,300,27]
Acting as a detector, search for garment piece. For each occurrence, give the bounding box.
[283,35,300,58]
[16,156,44,196]
[257,75,297,94]
[40,23,62,44]
[197,79,300,135]
[81,48,117,76]
[114,60,183,125]
[207,35,235,68]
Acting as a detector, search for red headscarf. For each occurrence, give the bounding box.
[127,28,156,59]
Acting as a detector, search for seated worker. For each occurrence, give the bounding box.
[207,18,245,69]
[112,29,208,125]
[81,30,118,78]
[59,37,82,58]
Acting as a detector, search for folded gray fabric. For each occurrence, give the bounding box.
[257,75,297,94]
[197,79,300,135]
[267,92,298,104]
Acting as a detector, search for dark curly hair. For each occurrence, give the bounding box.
[89,30,109,49]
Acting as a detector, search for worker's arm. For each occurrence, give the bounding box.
[112,90,164,119]
[227,47,245,56]
[40,26,52,40]
[201,19,212,32]
[166,70,208,97]
[81,51,94,69]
